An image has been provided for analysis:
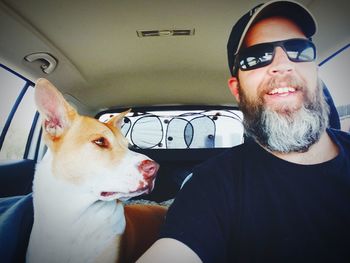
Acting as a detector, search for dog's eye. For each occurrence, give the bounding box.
[93,137,110,148]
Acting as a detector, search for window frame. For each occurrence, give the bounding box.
[0,64,41,160]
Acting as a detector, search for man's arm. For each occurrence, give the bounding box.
[136,238,202,263]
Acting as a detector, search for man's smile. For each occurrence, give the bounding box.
[267,87,296,95]
[263,86,303,112]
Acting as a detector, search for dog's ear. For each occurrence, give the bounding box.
[35,78,77,139]
[107,109,131,129]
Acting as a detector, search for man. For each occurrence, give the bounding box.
[137,1,350,262]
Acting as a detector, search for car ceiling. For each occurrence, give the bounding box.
[0,0,349,115]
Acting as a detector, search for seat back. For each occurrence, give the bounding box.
[322,81,341,129]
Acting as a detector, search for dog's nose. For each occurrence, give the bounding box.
[139,160,159,179]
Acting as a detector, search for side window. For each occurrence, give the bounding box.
[319,44,350,132]
[0,65,38,160]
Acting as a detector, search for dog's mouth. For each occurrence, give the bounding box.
[100,191,119,198]
[99,186,152,201]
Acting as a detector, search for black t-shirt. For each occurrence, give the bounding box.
[160,129,350,262]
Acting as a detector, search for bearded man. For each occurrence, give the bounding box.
[137,1,350,262]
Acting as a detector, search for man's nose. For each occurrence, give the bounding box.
[268,47,294,76]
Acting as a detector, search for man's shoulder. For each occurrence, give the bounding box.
[328,128,350,146]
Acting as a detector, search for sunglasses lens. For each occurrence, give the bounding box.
[284,39,315,62]
[238,43,274,70]
[236,39,316,72]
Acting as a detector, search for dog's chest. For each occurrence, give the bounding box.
[27,198,125,263]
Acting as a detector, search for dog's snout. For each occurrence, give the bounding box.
[139,160,159,179]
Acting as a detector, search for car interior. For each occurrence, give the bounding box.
[0,0,349,203]
[0,1,349,263]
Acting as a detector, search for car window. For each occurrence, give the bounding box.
[319,44,350,132]
[99,109,244,149]
[0,65,37,160]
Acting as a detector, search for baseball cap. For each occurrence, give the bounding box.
[227,0,317,76]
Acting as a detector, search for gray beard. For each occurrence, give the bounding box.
[240,80,330,153]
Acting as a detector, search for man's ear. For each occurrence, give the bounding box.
[35,78,77,139]
[228,77,240,103]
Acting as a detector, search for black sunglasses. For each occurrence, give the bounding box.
[233,38,316,74]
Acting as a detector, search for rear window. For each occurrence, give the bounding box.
[99,109,244,149]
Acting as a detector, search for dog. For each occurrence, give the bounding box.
[26,78,167,263]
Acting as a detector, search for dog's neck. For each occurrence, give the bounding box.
[27,152,125,263]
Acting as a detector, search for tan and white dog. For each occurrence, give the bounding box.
[26,79,167,263]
